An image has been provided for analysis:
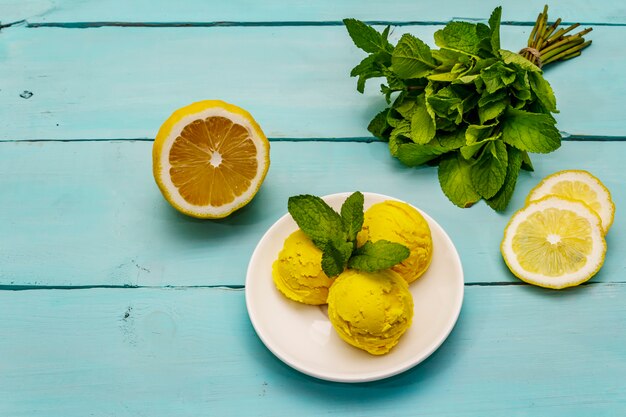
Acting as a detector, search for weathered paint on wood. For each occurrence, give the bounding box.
[0,141,622,287]
[0,25,621,140]
[1,285,624,416]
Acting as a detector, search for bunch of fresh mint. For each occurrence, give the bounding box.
[344,7,590,210]
[288,192,409,277]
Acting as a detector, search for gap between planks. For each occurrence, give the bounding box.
[1,281,624,291]
[14,21,626,29]
[1,136,626,144]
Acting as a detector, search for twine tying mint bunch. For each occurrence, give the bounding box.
[520,5,592,68]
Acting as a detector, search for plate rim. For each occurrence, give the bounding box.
[245,192,464,383]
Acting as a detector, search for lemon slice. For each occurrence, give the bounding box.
[526,170,615,234]
[153,100,270,218]
[501,196,606,289]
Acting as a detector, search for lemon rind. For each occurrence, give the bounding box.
[501,195,607,289]
[526,169,615,234]
[153,100,270,219]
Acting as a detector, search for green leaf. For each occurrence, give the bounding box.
[396,143,446,166]
[391,33,437,79]
[367,109,390,140]
[470,140,508,199]
[393,95,417,118]
[488,7,502,52]
[486,145,523,211]
[350,55,384,93]
[529,72,558,113]
[465,123,497,145]
[478,99,508,124]
[481,62,506,93]
[343,19,391,54]
[320,239,354,277]
[340,191,364,242]
[288,195,345,244]
[460,143,484,160]
[428,71,459,82]
[478,89,507,107]
[521,150,534,171]
[348,240,410,272]
[500,49,541,72]
[390,118,411,141]
[438,154,481,208]
[410,95,436,144]
[482,63,515,94]
[434,22,482,56]
[502,107,561,153]
[436,129,466,150]
[427,87,463,121]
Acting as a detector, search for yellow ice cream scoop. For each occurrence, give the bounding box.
[357,200,432,284]
[272,230,333,305]
[327,269,414,355]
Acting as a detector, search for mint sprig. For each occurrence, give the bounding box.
[288,192,409,277]
[343,6,592,211]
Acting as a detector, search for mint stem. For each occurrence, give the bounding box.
[519,5,592,68]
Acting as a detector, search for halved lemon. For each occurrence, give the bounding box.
[501,196,606,289]
[526,170,615,234]
[153,100,270,218]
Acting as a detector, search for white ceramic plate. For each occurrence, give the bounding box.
[245,192,464,383]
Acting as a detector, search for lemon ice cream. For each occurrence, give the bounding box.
[327,269,414,355]
[357,201,432,284]
[272,230,333,305]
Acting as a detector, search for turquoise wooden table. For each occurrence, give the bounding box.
[1,1,625,415]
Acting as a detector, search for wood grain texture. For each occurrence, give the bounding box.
[0,140,623,287]
[0,25,622,140]
[2,0,625,25]
[1,285,625,416]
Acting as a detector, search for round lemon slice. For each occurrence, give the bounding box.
[526,170,615,234]
[501,196,606,289]
[153,100,270,219]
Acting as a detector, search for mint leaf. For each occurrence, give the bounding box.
[488,7,502,52]
[465,123,498,145]
[460,143,484,160]
[410,95,436,144]
[434,22,482,56]
[500,49,541,72]
[478,99,508,124]
[340,191,364,242]
[393,95,417,118]
[478,89,508,107]
[389,119,411,155]
[528,72,558,113]
[343,19,391,54]
[481,62,516,94]
[320,239,354,277]
[348,240,410,272]
[391,33,436,79]
[520,150,534,171]
[368,109,390,140]
[436,129,466,150]
[470,140,508,198]
[438,154,481,208]
[350,55,383,93]
[486,145,523,211]
[502,107,561,153]
[288,195,345,244]
[397,143,446,167]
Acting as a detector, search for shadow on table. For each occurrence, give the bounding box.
[240,304,467,407]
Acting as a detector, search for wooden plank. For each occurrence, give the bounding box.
[0,285,624,416]
[0,25,621,140]
[2,0,624,25]
[0,140,623,287]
